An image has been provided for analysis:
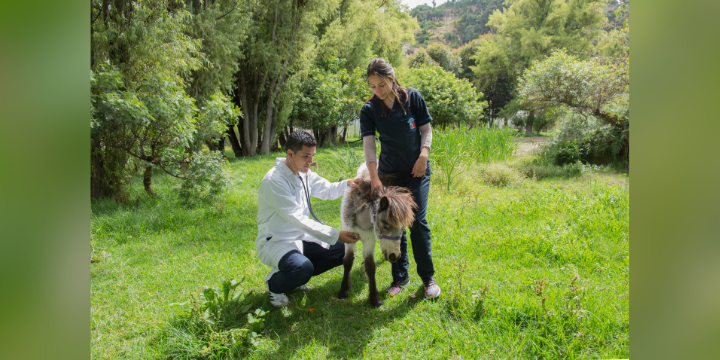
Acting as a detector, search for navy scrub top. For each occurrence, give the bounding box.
[360,88,433,175]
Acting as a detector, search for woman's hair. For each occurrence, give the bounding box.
[366,58,409,117]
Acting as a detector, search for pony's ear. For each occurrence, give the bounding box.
[379,196,389,213]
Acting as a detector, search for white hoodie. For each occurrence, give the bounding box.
[255,158,347,280]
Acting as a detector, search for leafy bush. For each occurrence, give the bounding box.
[157,279,267,359]
[477,163,525,187]
[402,65,486,127]
[512,160,584,180]
[540,113,628,167]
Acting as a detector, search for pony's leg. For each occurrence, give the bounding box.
[337,242,355,299]
[362,236,382,307]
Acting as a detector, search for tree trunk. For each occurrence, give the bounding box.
[525,111,535,136]
[143,165,155,196]
[217,137,225,153]
[341,126,347,143]
[226,123,243,157]
[278,128,287,148]
[260,100,274,154]
[328,126,337,145]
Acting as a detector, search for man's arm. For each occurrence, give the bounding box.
[262,179,341,244]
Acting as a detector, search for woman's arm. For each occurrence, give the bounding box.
[412,123,432,178]
[363,135,384,195]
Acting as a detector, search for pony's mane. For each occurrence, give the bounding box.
[383,186,417,228]
[348,180,417,228]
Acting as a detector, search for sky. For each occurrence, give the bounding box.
[400,0,449,10]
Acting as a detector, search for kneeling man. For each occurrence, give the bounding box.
[255,130,361,307]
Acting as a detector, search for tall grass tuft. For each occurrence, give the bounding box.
[432,126,469,191]
[433,126,518,190]
[466,126,518,163]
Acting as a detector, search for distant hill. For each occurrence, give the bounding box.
[409,0,630,49]
[410,0,505,48]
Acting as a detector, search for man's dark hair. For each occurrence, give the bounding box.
[286,130,316,152]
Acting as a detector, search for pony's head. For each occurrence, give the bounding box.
[374,186,417,263]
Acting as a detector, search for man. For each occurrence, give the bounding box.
[255,130,361,307]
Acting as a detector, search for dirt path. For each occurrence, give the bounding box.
[514,137,549,158]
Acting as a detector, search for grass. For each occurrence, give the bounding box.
[91,143,629,359]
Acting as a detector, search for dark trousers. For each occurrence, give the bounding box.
[380,162,435,282]
[267,240,345,294]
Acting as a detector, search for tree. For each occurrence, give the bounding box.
[425,42,461,75]
[233,0,337,156]
[292,54,371,147]
[182,0,249,156]
[471,0,605,132]
[402,65,486,128]
[90,0,240,198]
[517,49,629,158]
[316,0,418,72]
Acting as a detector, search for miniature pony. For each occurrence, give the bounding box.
[337,164,417,307]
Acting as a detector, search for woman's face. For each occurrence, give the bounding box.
[367,75,393,100]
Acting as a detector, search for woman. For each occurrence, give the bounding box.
[359,58,440,299]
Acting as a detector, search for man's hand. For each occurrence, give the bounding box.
[347,177,362,188]
[338,231,360,244]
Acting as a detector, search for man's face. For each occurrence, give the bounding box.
[287,145,316,173]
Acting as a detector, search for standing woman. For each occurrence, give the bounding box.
[359,58,440,299]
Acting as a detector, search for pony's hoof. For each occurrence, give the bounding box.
[369,298,383,308]
[337,291,349,299]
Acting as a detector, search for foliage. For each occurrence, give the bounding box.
[471,0,606,127]
[465,126,518,162]
[292,54,371,147]
[477,162,525,187]
[425,42,462,75]
[317,0,419,71]
[157,279,267,359]
[539,114,628,167]
[91,65,236,201]
[432,126,516,190]
[324,143,364,181]
[433,127,470,191]
[178,150,232,206]
[406,49,439,68]
[402,65,486,127]
[455,37,483,81]
[90,0,240,198]
[518,50,628,128]
[510,157,585,180]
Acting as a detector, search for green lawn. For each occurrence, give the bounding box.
[91,145,629,359]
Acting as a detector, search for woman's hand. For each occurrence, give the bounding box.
[367,161,384,197]
[411,148,429,178]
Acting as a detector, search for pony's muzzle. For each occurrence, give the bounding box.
[388,253,398,263]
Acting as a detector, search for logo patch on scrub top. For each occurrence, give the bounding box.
[409,118,416,130]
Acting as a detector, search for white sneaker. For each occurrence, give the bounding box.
[269,291,289,307]
[296,285,309,291]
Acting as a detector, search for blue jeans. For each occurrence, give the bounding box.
[380,161,435,283]
[266,240,345,294]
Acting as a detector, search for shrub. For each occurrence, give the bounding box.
[539,113,628,167]
[477,163,525,187]
[402,65,486,128]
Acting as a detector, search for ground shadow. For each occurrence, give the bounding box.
[254,261,426,359]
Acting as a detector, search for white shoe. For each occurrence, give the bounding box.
[296,285,309,291]
[269,291,289,307]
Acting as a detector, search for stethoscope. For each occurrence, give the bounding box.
[288,155,323,224]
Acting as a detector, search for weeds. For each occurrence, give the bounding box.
[157,279,267,359]
[477,162,525,187]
